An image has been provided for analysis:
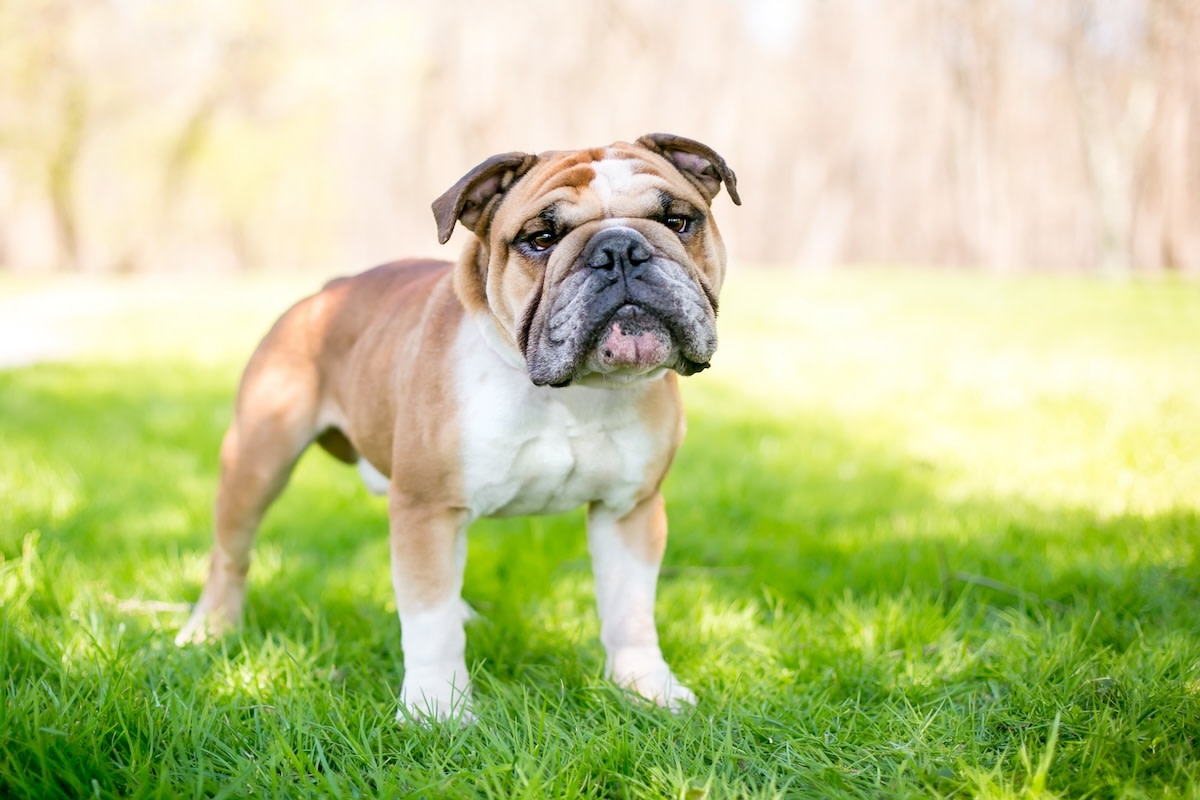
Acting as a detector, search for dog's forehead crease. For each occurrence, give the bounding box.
[519,154,673,226]
[537,195,664,233]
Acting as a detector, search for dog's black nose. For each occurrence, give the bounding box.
[584,228,653,279]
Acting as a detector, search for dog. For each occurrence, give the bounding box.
[176,133,740,721]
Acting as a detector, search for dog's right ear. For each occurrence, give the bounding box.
[432,152,539,244]
[636,133,740,207]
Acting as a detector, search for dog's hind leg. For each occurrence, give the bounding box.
[177,343,322,645]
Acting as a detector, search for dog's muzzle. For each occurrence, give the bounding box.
[524,227,717,387]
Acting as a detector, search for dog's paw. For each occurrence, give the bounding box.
[174,598,242,646]
[175,612,226,646]
[397,662,474,724]
[608,647,696,711]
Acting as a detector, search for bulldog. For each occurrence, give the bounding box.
[176,133,740,721]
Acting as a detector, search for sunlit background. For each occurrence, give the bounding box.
[4,5,1200,795]
[2,0,1198,276]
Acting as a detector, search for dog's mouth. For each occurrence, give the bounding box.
[526,299,713,387]
[589,304,673,372]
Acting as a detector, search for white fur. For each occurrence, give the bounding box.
[357,458,390,496]
[455,314,659,521]
[391,313,676,722]
[452,312,692,708]
[395,528,472,721]
[588,508,695,709]
[396,595,472,721]
[590,152,659,212]
[472,314,526,370]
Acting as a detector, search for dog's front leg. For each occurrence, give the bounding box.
[389,494,473,722]
[588,492,696,710]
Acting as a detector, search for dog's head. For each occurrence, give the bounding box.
[433,133,739,387]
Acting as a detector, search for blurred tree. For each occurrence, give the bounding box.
[1133,0,1200,272]
[0,0,89,270]
[0,0,1195,274]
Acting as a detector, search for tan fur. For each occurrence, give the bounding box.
[183,259,470,626]
[610,490,670,566]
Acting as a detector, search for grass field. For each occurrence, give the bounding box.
[2,269,1198,798]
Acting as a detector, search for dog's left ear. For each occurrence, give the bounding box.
[432,151,540,244]
[636,133,741,206]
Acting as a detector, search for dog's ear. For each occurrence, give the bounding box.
[432,152,539,244]
[636,133,740,207]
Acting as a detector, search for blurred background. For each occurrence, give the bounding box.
[1,0,1198,276]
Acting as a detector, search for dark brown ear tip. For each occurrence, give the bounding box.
[636,132,740,205]
[637,131,684,146]
[431,193,458,244]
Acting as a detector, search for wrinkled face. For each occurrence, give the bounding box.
[473,144,729,387]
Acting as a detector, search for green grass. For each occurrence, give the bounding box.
[2,269,1199,798]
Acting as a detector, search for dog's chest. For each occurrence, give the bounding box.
[455,320,656,520]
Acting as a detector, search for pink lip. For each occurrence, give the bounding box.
[599,321,669,368]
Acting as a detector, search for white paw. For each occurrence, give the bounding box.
[396,662,474,724]
[608,647,696,711]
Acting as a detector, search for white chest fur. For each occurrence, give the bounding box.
[454,316,659,521]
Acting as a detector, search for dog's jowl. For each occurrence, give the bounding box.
[177,134,740,721]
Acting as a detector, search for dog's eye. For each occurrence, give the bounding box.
[528,231,558,251]
[664,215,690,235]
